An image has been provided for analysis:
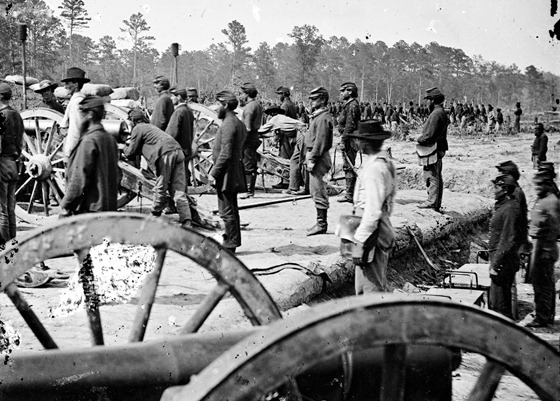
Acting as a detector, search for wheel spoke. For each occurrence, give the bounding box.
[15,176,33,197]
[23,133,38,155]
[5,283,58,349]
[27,181,39,213]
[128,247,167,342]
[34,117,43,154]
[76,249,104,346]
[52,167,65,173]
[51,158,64,166]
[41,182,50,216]
[47,178,63,205]
[380,344,407,401]
[467,360,505,401]
[21,149,33,161]
[194,120,215,143]
[47,140,64,160]
[198,136,216,146]
[43,120,58,155]
[179,281,229,334]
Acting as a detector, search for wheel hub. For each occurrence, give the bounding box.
[26,154,53,180]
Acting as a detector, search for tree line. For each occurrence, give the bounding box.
[1,0,558,112]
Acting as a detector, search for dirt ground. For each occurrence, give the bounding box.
[0,128,558,400]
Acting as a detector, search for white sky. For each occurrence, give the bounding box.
[44,0,560,75]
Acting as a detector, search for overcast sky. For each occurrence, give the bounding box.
[44,0,560,75]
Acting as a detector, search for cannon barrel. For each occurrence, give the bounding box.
[23,119,128,136]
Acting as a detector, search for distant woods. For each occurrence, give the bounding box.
[1,1,558,110]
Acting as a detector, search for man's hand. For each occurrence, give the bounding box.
[338,141,345,152]
[352,241,365,266]
[306,160,315,172]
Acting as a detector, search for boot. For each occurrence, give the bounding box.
[307,208,328,236]
[240,173,256,199]
[337,176,354,203]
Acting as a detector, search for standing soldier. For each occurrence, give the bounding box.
[513,102,523,134]
[416,87,448,212]
[273,85,298,189]
[526,168,559,328]
[337,82,361,203]
[305,87,333,236]
[167,87,195,186]
[151,76,174,131]
[239,82,263,199]
[186,88,199,103]
[487,175,522,318]
[531,123,548,169]
[33,80,64,113]
[209,91,247,253]
[124,109,192,228]
[59,96,119,216]
[0,83,23,246]
[60,67,88,161]
[349,120,396,294]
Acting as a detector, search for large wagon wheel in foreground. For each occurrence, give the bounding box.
[0,213,281,399]
[164,295,559,401]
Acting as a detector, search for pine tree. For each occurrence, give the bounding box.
[58,0,91,65]
[120,13,154,86]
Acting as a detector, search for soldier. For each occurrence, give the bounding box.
[337,82,361,203]
[208,91,247,253]
[60,96,119,216]
[167,87,195,186]
[151,75,174,131]
[124,109,192,228]
[349,120,396,294]
[513,102,522,133]
[526,169,559,327]
[186,88,199,103]
[60,67,89,161]
[273,86,298,189]
[239,82,263,199]
[488,174,522,318]
[531,123,548,169]
[416,87,449,212]
[305,87,333,236]
[0,83,23,246]
[33,80,64,113]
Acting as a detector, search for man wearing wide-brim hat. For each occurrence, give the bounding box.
[186,87,198,103]
[415,86,448,212]
[60,67,89,160]
[33,80,64,113]
[344,119,396,293]
[526,169,560,328]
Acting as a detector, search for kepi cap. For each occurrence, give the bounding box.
[170,87,187,99]
[424,87,443,99]
[79,95,106,110]
[216,90,237,102]
[187,87,198,96]
[340,82,357,91]
[347,119,392,141]
[263,105,285,115]
[128,108,146,121]
[241,82,257,92]
[33,80,58,93]
[309,86,329,99]
[61,67,90,83]
[0,83,12,95]
[492,174,516,188]
[495,160,520,181]
[275,86,290,95]
[153,75,170,85]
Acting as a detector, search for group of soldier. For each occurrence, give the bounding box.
[0,67,557,327]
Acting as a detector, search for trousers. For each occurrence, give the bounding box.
[153,150,191,223]
[422,154,444,209]
[0,179,16,244]
[531,253,556,323]
[288,132,307,191]
[217,190,241,248]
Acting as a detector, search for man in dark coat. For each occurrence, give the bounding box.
[0,83,23,244]
[60,96,119,216]
[33,80,64,113]
[151,76,174,131]
[416,87,449,212]
[209,91,247,253]
[337,82,362,203]
[239,83,263,199]
[273,86,298,189]
[124,109,192,227]
[167,87,195,186]
[526,169,560,328]
[488,174,522,318]
[305,87,333,236]
[531,123,548,169]
[513,102,522,133]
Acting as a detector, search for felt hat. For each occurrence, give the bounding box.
[264,105,285,115]
[170,87,187,99]
[424,87,443,99]
[61,67,90,83]
[241,82,257,92]
[308,86,329,99]
[0,83,12,95]
[79,95,106,110]
[153,75,170,85]
[33,80,58,93]
[340,82,357,91]
[347,119,392,141]
[495,160,520,181]
[216,90,237,102]
[492,174,516,188]
[187,87,198,96]
[128,108,146,121]
[276,86,290,95]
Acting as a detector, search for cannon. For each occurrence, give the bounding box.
[0,213,558,401]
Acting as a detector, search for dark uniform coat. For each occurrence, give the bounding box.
[211,110,247,193]
[166,103,195,158]
[281,98,298,120]
[305,108,333,176]
[43,98,65,114]
[338,98,361,137]
[150,91,174,131]
[61,123,120,214]
[417,104,449,152]
[124,123,182,171]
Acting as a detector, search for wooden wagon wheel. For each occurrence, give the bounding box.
[0,212,281,352]
[188,103,220,188]
[164,295,559,401]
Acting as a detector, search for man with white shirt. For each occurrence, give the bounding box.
[60,67,89,162]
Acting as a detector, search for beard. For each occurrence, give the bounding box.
[428,103,435,113]
[217,106,227,120]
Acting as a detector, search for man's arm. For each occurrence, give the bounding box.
[354,162,387,243]
[151,96,174,130]
[490,206,518,270]
[210,122,235,179]
[309,115,332,161]
[539,135,548,161]
[243,103,254,132]
[123,127,142,159]
[343,102,361,136]
[165,111,180,140]
[61,138,96,212]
